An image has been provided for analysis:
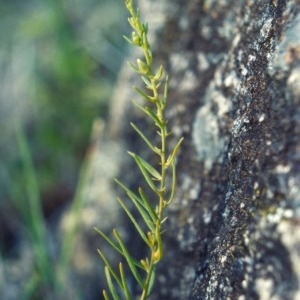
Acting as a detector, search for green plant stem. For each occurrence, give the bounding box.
[15,122,53,286]
[97,1,183,299]
[140,259,155,300]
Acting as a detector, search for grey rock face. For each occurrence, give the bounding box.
[99,0,300,299]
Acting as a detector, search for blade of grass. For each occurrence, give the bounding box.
[58,142,93,289]
[15,122,53,286]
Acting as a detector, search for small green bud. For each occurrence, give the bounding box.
[141,258,150,271]
[137,59,149,74]
[152,248,162,263]
[128,17,135,28]
[147,232,155,247]
[132,32,142,46]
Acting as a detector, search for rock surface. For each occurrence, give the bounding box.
[95,0,300,299]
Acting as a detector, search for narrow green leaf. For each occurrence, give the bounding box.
[138,187,158,222]
[143,22,148,34]
[116,197,150,246]
[148,266,156,296]
[132,100,163,129]
[127,17,135,29]
[95,227,122,255]
[115,179,144,208]
[163,75,169,103]
[115,180,156,231]
[141,76,152,88]
[154,81,162,90]
[96,226,142,269]
[103,290,111,300]
[105,266,121,300]
[167,160,177,205]
[127,61,140,73]
[119,263,133,300]
[98,250,123,290]
[131,152,161,180]
[113,229,144,288]
[166,137,184,167]
[123,35,133,45]
[153,65,164,81]
[134,86,155,102]
[130,200,156,232]
[144,107,163,128]
[128,152,160,192]
[130,123,157,153]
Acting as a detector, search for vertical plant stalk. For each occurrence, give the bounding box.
[13,120,96,298]
[96,0,183,299]
[14,122,54,293]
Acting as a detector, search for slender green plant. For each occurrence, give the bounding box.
[13,122,54,299]
[11,120,90,299]
[96,0,183,299]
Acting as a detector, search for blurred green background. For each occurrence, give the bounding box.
[0,0,128,298]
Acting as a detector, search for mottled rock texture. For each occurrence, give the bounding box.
[96,0,300,299]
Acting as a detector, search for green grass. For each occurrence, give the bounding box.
[0,1,128,299]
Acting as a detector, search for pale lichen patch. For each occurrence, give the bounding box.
[214,91,232,117]
[258,114,266,122]
[287,67,300,99]
[274,163,291,174]
[269,13,300,74]
[224,71,240,89]
[197,52,210,71]
[169,53,190,73]
[180,70,198,92]
[179,16,189,30]
[203,208,212,224]
[192,103,225,171]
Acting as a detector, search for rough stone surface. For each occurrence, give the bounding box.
[93,0,300,299]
